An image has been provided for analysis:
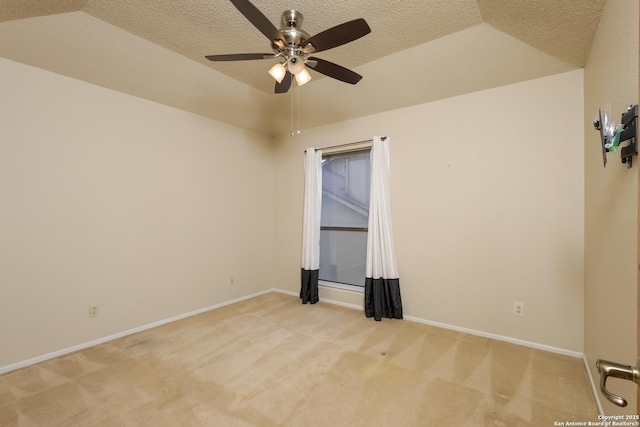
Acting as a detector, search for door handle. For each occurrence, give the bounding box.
[596,359,640,407]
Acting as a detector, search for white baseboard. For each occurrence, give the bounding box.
[583,353,604,415]
[0,289,273,375]
[319,298,363,311]
[403,314,584,358]
[271,288,364,310]
[276,285,583,358]
[272,288,298,298]
[1,287,586,376]
[272,287,364,311]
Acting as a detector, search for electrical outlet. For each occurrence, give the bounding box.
[89,305,99,318]
[230,276,235,286]
[513,302,524,317]
[274,272,279,280]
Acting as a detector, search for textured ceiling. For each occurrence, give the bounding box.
[0,0,605,136]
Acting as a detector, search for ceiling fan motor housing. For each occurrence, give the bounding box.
[281,10,302,28]
[273,10,310,51]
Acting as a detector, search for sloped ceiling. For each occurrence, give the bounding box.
[0,0,605,136]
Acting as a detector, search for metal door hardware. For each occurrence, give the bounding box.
[596,358,640,407]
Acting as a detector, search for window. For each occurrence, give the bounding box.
[319,149,370,287]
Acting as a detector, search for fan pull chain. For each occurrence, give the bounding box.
[289,78,302,137]
[290,79,294,137]
[296,83,301,136]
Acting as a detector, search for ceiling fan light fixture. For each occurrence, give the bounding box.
[268,62,287,83]
[295,68,312,86]
[287,55,305,75]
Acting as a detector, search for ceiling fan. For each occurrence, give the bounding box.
[206,0,371,94]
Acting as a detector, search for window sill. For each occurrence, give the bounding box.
[318,280,364,294]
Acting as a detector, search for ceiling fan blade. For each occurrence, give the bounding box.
[275,71,292,94]
[303,19,371,54]
[206,53,275,61]
[307,57,362,84]
[229,0,286,46]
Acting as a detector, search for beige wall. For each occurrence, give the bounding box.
[3,9,636,417]
[584,0,639,415]
[274,70,585,352]
[0,58,274,368]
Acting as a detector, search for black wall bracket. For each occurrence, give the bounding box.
[618,104,638,168]
[593,104,638,168]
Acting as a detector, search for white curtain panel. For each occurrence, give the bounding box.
[365,136,403,320]
[366,137,399,279]
[300,148,322,304]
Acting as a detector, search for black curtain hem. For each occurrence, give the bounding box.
[300,268,319,304]
[364,277,403,321]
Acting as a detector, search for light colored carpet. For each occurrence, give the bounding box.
[0,292,598,426]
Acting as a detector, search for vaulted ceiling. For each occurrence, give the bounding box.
[0,0,605,136]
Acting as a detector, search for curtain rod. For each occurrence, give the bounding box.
[312,136,387,152]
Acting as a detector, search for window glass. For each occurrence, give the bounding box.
[319,149,370,286]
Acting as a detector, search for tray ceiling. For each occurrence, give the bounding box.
[0,0,605,136]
